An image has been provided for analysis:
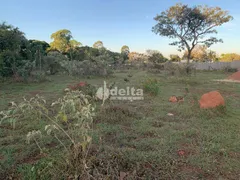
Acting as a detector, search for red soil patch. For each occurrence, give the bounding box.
[45,142,58,148]
[228,71,240,81]
[21,153,47,164]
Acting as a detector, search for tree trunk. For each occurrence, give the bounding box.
[187,49,192,65]
[186,49,192,74]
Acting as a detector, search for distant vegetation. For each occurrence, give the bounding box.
[0,3,237,80]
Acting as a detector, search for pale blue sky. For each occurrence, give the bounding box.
[0,0,239,57]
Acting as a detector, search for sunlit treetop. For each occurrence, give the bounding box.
[93,41,103,49]
[121,45,130,54]
[152,3,233,63]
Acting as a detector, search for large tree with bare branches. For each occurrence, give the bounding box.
[152,4,233,64]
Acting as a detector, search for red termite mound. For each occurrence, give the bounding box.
[199,91,225,109]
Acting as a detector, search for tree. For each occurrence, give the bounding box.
[121,45,130,62]
[49,29,72,53]
[220,53,240,62]
[146,50,168,64]
[0,22,27,53]
[29,40,49,57]
[207,50,218,62]
[49,29,81,61]
[152,3,233,65]
[69,40,82,49]
[128,52,148,62]
[28,40,50,71]
[0,22,29,76]
[48,29,80,72]
[93,41,103,49]
[121,45,130,54]
[170,54,181,62]
[182,45,206,61]
[182,45,218,62]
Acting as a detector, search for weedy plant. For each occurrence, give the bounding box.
[26,130,43,152]
[0,91,95,179]
[0,95,47,129]
[142,78,160,96]
[50,91,94,147]
[46,91,95,179]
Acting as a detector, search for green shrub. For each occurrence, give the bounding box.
[16,60,34,81]
[223,67,238,73]
[164,61,196,76]
[61,59,112,76]
[142,78,160,96]
[68,82,97,97]
[31,71,50,83]
[43,52,68,75]
[147,50,168,64]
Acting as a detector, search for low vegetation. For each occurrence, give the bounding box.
[0,70,239,179]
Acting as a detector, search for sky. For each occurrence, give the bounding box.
[0,0,240,57]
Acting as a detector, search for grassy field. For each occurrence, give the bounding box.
[0,70,240,179]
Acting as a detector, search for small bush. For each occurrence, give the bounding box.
[164,61,196,76]
[67,82,97,97]
[16,60,35,81]
[61,60,112,77]
[147,50,168,64]
[43,52,68,75]
[30,71,51,83]
[142,78,160,96]
[223,67,238,73]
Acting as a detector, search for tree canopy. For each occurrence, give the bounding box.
[152,3,233,63]
[49,29,72,52]
[220,53,240,62]
[0,22,29,76]
[182,45,218,61]
[170,54,181,62]
[121,45,130,54]
[49,29,81,54]
[146,50,168,64]
[29,40,49,54]
[0,22,27,53]
[69,40,82,49]
[93,41,103,49]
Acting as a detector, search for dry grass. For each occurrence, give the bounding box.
[0,70,240,179]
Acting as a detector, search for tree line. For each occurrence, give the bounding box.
[0,25,131,77]
[0,3,237,77]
